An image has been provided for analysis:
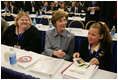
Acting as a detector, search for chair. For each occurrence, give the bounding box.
[42,11,46,15]
[40,16,49,25]
[68,20,84,29]
[85,20,96,30]
[68,12,75,17]
[4,13,14,21]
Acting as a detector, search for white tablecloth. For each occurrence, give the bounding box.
[1,45,117,79]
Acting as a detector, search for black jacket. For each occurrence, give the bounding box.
[24,1,40,14]
[9,6,19,14]
[71,7,81,13]
[78,38,112,71]
[2,24,42,53]
[83,1,102,22]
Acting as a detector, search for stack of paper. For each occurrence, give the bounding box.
[62,58,98,79]
[30,57,64,78]
[17,51,40,68]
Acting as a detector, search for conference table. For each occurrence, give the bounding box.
[1,12,86,28]
[1,45,117,79]
[6,22,117,73]
[36,24,117,73]
[1,9,117,79]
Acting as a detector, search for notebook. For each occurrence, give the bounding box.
[30,57,64,78]
[62,58,98,79]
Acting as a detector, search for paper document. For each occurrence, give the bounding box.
[17,51,40,68]
[62,58,98,79]
[30,57,64,78]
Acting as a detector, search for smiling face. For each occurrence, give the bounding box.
[55,16,67,33]
[17,16,30,30]
[88,27,104,45]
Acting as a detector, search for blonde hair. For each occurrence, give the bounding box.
[51,10,68,27]
[15,12,32,27]
[90,21,112,51]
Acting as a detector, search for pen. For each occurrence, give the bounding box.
[86,64,90,69]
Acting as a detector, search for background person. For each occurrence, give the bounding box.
[83,1,102,23]
[9,1,18,14]
[1,17,9,35]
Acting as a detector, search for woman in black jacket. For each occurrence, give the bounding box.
[2,12,42,53]
[73,22,112,71]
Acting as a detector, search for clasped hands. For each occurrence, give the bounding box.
[53,50,66,58]
[73,52,99,65]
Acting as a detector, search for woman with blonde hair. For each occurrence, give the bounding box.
[2,12,42,53]
[42,10,75,61]
[73,21,112,71]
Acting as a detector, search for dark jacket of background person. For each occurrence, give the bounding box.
[83,1,102,22]
[54,3,60,10]
[15,1,25,11]
[9,6,18,14]
[99,1,116,31]
[78,38,112,71]
[9,2,19,14]
[1,1,5,9]
[71,7,81,13]
[2,25,42,53]
[24,1,40,14]
[1,18,9,35]
[48,6,56,11]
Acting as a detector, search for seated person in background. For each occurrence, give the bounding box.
[83,1,101,23]
[9,1,18,14]
[78,1,85,12]
[1,1,5,9]
[70,2,76,12]
[41,1,50,13]
[73,22,112,71]
[3,1,9,12]
[1,17,9,35]
[54,1,60,10]
[71,2,81,13]
[2,12,42,53]
[24,1,40,14]
[47,2,56,12]
[59,3,68,12]
[42,10,75,61]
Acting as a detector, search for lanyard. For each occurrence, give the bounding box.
[17,27,24,40]
[89,44,100,59]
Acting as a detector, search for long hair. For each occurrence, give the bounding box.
[90,21,112,52]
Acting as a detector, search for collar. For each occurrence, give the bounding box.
[53,28,66,38]
[12,6,14,9]
[88,43,100,52]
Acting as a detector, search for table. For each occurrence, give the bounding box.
[5,22,117,72]
[35,25,117,73]
[1,45,117,79]
[1,13,85,28]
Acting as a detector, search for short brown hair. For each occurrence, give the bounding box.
[15,12,32,27]
[51,10,68,27]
